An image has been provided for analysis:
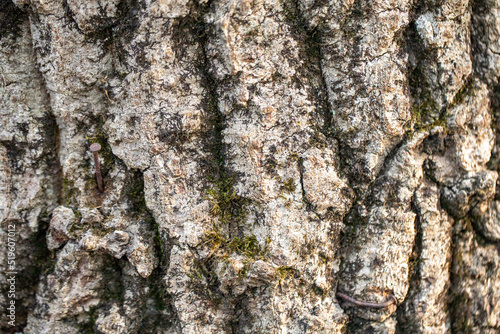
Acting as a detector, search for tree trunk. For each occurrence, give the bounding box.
[1,0,499,333]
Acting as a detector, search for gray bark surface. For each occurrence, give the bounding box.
[1,0,499,333]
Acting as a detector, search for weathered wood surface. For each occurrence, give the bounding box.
[1,0,500,332]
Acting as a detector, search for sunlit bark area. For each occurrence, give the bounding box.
[1,0,500,333]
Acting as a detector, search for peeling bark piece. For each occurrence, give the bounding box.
[301,0,412,184]
[126,231,157,278]
[414,8,472,109]
[24,242,107,333]
[81,230,130,259]
[80,208,103,226]
[446,80,494,172]
[441,170,497,219]
[400,180,453,333]
[215,256,277,296]
[476,200,500,241]
[451,220,500,333]
[472,0,500,85]
[246,259,276,287]
[338,131,428,322]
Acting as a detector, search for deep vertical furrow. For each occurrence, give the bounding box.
[299,0,414,190]
[203,0,354,332]
[14,0,170,332]
[396,178,453,333]
[408,0,472,128]
[18,1,123,332]
[395,0,500,331]
[0,4,60,331]
[444,0,500,332]
[104,1,235,332]
[297,1,420,332]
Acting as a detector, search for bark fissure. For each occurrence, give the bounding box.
[3,0,500,332]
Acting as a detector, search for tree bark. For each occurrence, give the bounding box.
[1,0,499,333]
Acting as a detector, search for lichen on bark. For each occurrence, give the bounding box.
[2,0,500,333]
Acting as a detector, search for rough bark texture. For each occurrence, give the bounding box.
[1,0,500,333]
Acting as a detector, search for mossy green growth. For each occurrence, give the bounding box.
[206,177,250,226]
[281,177,296,194]
[410,71,476,136]
[197,231,269,284]
[203,228,268,261]
[125,170,148,213]
[412,98,439,128]
[228,235,265,259]
[411,78,477,137]
[203,225,227,252]
[449,76,475,108]
[62,178,78,206]
[409,63,442,131]
[66,208,83,236]
[408,97,449,139]
[276,266,295,283]
[151,217,165,258]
